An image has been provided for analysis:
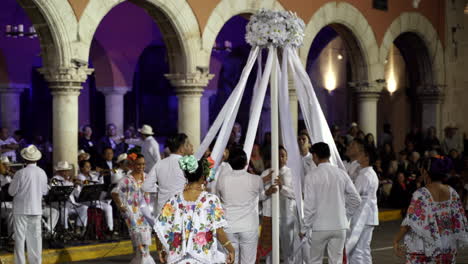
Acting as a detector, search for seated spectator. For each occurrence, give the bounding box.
[449,149,464,174]
[0,128,19,163]
[345,123,359,144]
[389,172,411,209]
[380,143,396,172]
[364,133,376,151]
[442,125,463,155]
[423,126,441,152]
[374,159,384,180]
[397,151,409,172]
[380,123,393,147]
[407,152,422,180]
[356,131,365,141]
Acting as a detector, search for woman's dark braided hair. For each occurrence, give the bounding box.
[183,157,211,183]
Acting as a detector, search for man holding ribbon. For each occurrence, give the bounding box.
[345,145,379,263]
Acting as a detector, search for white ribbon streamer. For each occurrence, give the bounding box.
[195,47,260,168]
[244,46,274,161]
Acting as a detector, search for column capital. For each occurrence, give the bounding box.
[97,86,131,96]
[165,72,214,90]
[349,80,384,99]
[38,66,94,95]
[0,87,25,94]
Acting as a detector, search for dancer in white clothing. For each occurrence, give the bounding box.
[142,133,193,215]
[344,139,364,183]
[216,148,277,264]
[8,145,48,264]
[261,146,300,264]
[346,146,379,264]
[300,142,361,264]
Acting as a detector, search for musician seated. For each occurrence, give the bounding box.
[0,156,13,237]
[111,153,130,186]
[95,147,115,188]
[51,161,88,233]
[77,160,114,233]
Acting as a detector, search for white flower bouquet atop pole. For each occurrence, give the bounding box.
[196,9,343,264]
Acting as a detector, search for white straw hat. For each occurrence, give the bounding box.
[20,145,42,162]
[78,149,91,160]
[54,161,73,171]
[0,156,10,165]
[116,153,128,164]
[138,124,154,135]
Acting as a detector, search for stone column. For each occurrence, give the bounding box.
[97,86,130,135]
[165,72,214,149]
[351,81,384,139]
[0,86,24,131]
[288,77,298,135]
[39,66,93,168]
[418,84,444,133]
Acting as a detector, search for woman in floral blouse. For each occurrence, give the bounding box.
[112,153,155,264]
[155,155,235,264]
[393,157,468,263]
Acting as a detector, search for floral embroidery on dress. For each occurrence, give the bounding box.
[155,191,228,263]
[402,187,468,263]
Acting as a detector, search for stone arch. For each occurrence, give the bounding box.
[300,2,380,82]
[17,0,78,68]
[200,0,285,67]
[89,39,127,88]
[78,0,201,74]
[380,12,445,86]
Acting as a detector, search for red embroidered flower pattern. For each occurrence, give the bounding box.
[207,157,215,168]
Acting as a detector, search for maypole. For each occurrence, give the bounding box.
[196,9,335,264]
[270,48,280,264]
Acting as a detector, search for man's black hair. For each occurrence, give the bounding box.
[310,142,330,159]
[166,133,188,153]
[228,147,248,170]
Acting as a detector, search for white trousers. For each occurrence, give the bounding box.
[1,203,14,236]
[281,216,299,264]
[307,230,346,264]
[94,201,114,231]
[62,202,88,229]
[14,215,42,264]
[227,230,258,264]
[348,226,374,264]
[42,206,59,233]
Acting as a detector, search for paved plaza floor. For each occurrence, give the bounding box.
[74,221,468,264]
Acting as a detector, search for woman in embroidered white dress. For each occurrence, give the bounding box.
[155,155,235,264]
[393,157,468,263]
[112,153,155,264]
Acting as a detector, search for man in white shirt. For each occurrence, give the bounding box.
[344,139,365,183]
[125,124,161,173]
[8,145,48,264]
[0,128,19,163]
[216,147,277,264]
[142,133,193,214]
[346,146,379,263]
[298,132,316,188]
[301,142,361,264]
[51,161,88,232]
